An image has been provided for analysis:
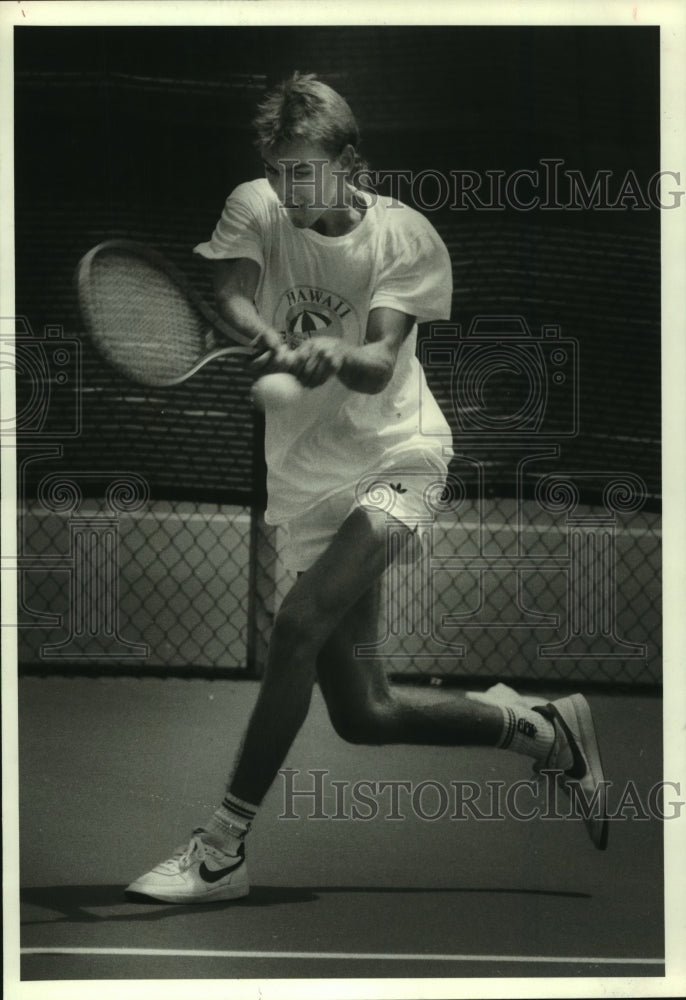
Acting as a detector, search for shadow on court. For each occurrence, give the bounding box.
[21,881,591,925]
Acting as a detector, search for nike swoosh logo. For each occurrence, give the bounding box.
[199,856,244,884]
[549,706,587,779]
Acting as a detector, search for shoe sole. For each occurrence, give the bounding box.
[124,880,249,904]
[552,694,609,851]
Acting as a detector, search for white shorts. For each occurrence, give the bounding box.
[281,451,449,573]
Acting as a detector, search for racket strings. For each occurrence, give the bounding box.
[87,254,209,384]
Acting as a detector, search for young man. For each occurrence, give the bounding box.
[126,73,607,904]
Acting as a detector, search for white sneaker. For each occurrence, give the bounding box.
[465,682,543,709]
[125,829,249,903]
[534,694,609,851]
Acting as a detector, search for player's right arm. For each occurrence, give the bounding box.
[212,257,287,368]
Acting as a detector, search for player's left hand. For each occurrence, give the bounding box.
[287,338,348,387]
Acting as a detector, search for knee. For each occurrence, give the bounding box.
[270,602,322,662]
[327,693,393,745]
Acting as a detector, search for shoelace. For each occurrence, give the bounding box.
[177,835,206,871]
[158,829,238,874]
[162,829,212,873]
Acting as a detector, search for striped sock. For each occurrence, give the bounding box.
[204,792,258,854]
[495,704,555,761]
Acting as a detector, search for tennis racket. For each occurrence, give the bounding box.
[75,239,258,387]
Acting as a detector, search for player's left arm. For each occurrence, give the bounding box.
[286,306,415,393]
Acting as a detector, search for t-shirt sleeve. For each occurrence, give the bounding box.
[193,181,266,268]
[369,217,453,324]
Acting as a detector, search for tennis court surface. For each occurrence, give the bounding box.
[18,675,663,981]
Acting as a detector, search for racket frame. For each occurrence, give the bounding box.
[75,238,257,386]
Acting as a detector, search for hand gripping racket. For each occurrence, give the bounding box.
[75,239,257,387]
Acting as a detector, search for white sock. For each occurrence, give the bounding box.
[495,704,555,761]
[204,792,258,854]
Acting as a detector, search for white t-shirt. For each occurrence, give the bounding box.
[194,179,454,525]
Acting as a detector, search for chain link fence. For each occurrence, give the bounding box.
[17,496,253,672]
[15,479,660,687]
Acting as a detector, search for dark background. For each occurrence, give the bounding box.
[14,26,661,505]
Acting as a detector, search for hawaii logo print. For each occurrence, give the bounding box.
[277,286,358,348]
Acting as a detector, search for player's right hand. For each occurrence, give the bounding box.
[285,338,347,387]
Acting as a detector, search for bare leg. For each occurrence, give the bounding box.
[228,506,404,803]
[229,502,523,803]
[316,578,505,746]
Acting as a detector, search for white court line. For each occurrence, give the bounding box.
[20,947,664,964]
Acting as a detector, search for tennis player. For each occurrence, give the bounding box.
[126,72,608,903]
